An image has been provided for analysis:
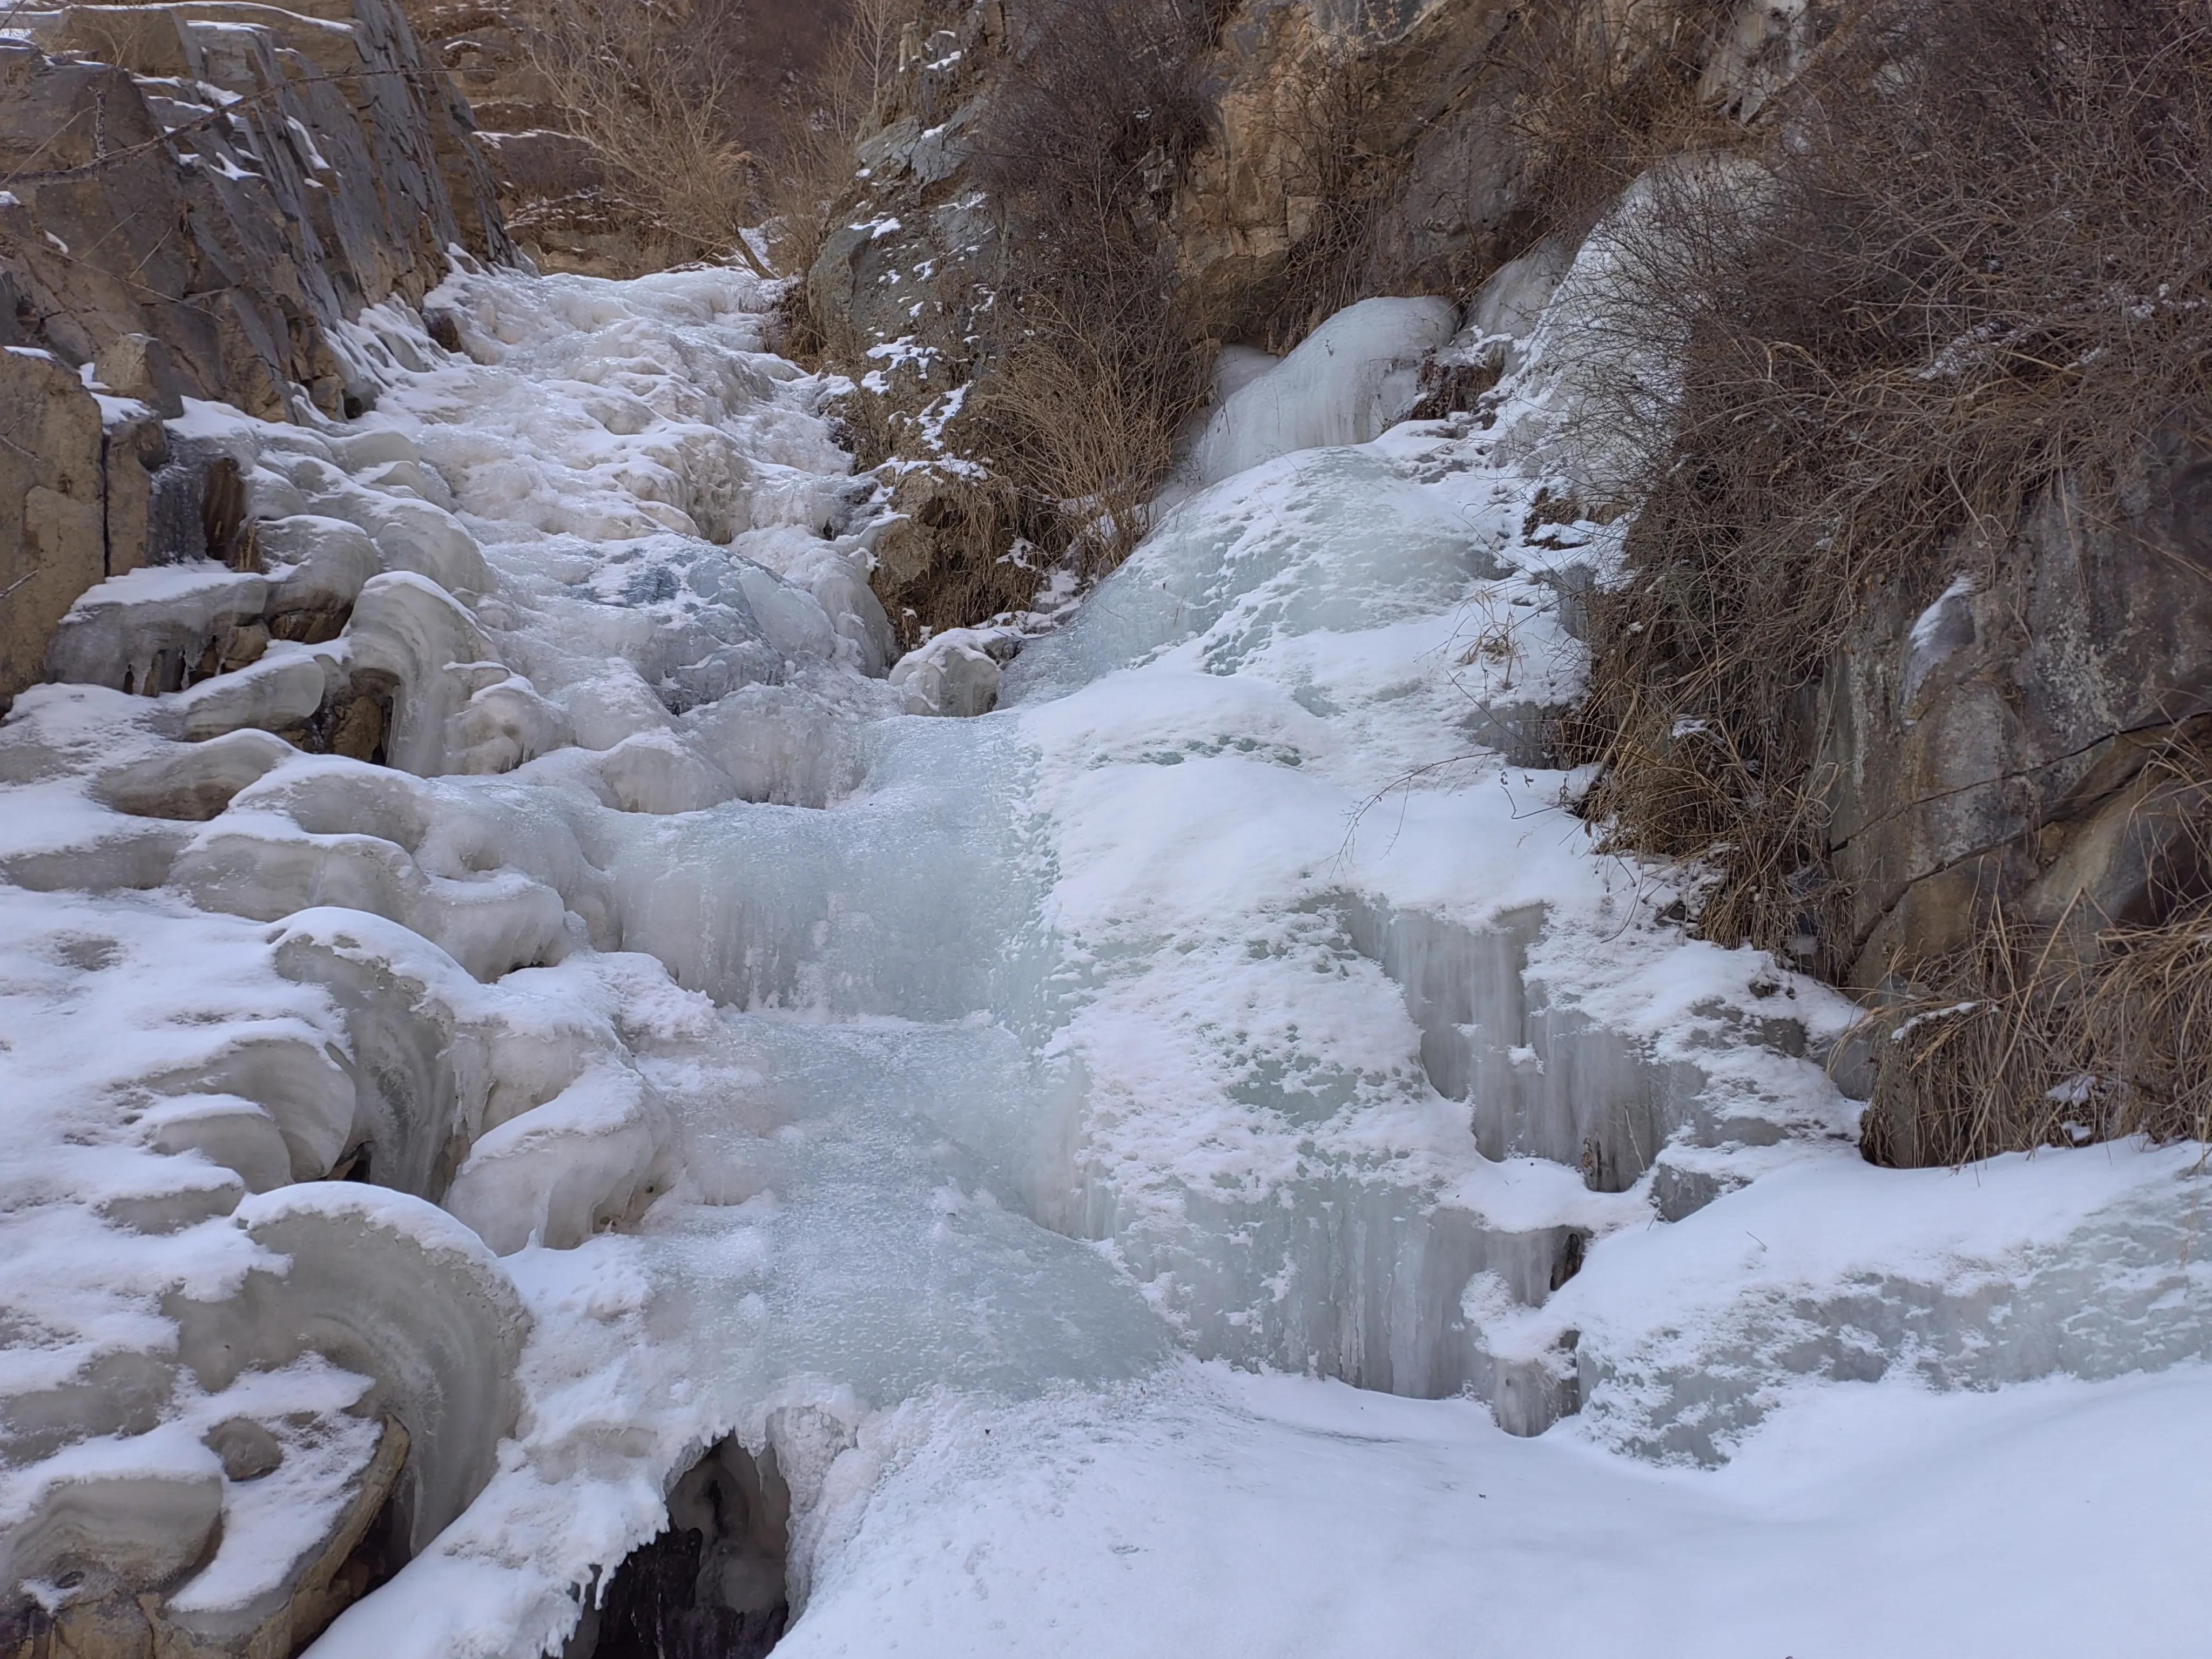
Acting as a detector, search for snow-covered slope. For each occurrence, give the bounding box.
[4,252,2209,1656]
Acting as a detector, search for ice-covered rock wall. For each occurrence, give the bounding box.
[0,265,908,1655]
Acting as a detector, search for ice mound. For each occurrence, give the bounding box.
[1189,296,1460,485]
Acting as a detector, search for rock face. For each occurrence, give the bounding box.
[802,0,1822,620]
[0,0,511,709]
[0,352,108,706]
[1816,443,2212,986]
[399,0,853,276]
[0,2,541,1645]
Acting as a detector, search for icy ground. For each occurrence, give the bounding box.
[3,253,2210,1656]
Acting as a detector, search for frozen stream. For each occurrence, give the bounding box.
[3,259,2210,1656]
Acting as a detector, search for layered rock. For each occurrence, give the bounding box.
[0,0,511,710]
[1816,444,2212,991]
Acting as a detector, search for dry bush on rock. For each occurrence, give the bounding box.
[955,0,1228,574]
[1568,0,2212,954]
[1500,0,1744,252]
[759,0,920,284]
[1557,0,2212,1162]
[1863,813,2212,1165]
[846,0,1230,637]
[979,293,1197,575]
[521,0,770,273]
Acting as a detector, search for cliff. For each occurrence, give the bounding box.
[0,0,511,710]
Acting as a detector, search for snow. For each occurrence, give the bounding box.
[775,1359,2212,1659]
[1,244,2207,1656]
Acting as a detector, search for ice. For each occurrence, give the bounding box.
[3,251,2207,1657]
[888,626,1006,716]
[1188,296,1459,485]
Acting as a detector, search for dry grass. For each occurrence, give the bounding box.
[955,0,1228,575]
[1857,738,2212,1164]
[1863,901,2212,1165]
[1564,0,2212,971]
[519,0,772,273]
[757,0,920,285]
[977,294,1206,576]
[827,0,1226,633]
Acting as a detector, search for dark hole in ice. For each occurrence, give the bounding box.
[201,456,247,569]
[288,671,394,766]
[576,1437,791,1659]
[1549,1228,1587,1293]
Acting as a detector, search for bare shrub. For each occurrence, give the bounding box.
[969,0,1223,301]
[1861,898,2212,1166]
[1856,900,2087,1168]
[1498,0,1744,251]
[758,0,920,286]
[979,293,1201,575]
[521,0,772,274]
[879,0,1226,597]
[1566,0,2212,969]
[2081,916,2212,1148]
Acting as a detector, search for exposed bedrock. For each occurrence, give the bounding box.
[1816,441,2212,989]
[0,0,509,712]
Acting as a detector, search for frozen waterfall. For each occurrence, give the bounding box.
[3,253,2209,1659]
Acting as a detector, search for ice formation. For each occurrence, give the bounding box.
[4,238,2210,1657]
[1188,296,1459,485]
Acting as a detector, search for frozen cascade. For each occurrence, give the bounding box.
[3,247,2210,1657]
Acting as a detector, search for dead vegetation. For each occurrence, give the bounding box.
[1498,0,1744,252]
[427,0,860,276]
[517,0,772,274]
[811,0,1232,638]
[756,0,920,284]
[1245,37,1410,353]
[956,0,1227,573]
[1555,0,2212,1160]
[1862,779,2212,1165]
[1562,0,2212,941]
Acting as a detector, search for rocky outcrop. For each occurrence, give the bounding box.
[0,0,511,710]
[399,0,853,277]
[1816,440,2212,986]
[0,352,109,706]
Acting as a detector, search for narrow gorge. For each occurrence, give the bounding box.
[3,2,2208,1655]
